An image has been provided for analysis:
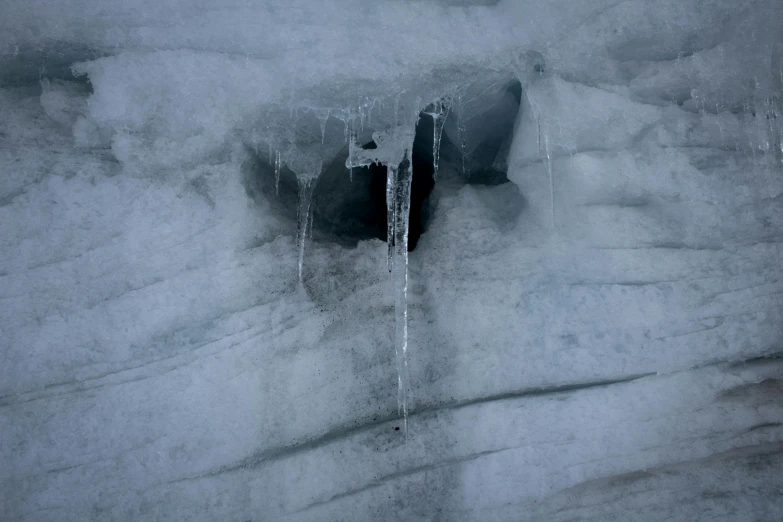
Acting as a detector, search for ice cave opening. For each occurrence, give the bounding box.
[242,78,522,254]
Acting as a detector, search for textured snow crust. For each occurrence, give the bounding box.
[1,0,782,520]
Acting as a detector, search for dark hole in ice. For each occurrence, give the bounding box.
[243,79,521,250]
[432,79,521,187]
[243,120,436,252]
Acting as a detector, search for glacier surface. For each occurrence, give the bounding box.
[1,0,782,520]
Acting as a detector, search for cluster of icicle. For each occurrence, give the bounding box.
[260,57,783,436]
[261,95,458,436]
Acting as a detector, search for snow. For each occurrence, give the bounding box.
[1,0,782,520]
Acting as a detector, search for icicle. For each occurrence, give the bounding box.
[426,98,451,180]
[529,91,555,230]
[456,95,469,177]
[754,96,777,200]
[274,150,282,196]
[268,143,273,166]
[347,118,360,172]
[344,120,418,436]
[386,166,396,273]
[715,101,727,150]
[541,125,556,229]
[296,176,316,282]
[308,203,315,240]
[386,150,413,436]
[749,100,759,169]
[394,93,404,126]
[775,96,783,165]
[766,95,782,166]
[537,116,541,153]
[318,110,330,144]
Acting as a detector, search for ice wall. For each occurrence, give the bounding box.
[1,0,782,520]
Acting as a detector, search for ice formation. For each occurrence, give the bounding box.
[343,100,421,429]
[1,0,782,520]
[424,97,452,179]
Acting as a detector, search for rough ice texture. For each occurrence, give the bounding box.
[1,0,782,520]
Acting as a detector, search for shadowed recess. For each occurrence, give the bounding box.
[242,80,523,250]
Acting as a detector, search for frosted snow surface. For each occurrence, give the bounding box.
[1,0,782,520]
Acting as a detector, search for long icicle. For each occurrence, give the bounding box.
[532,91,556,230]
[319,110,330,144]
[456,95,469,178]
[386,165,396,273]
[429,98,451,180]
[296,176,315,281]
[387,150,413,436]
[274,150,282,196]
[348,118,356,183]
[540,118,556,229]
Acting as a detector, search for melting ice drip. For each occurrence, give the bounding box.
[526,91,556,229]
[347,123,417,434]
[456,95,469,178]
[274,150,282,196]
[423,97,452,180]
[263,105,343,282]
[296,176,316,281]
[315,108,330,144]
[266,95,443,433]
[386,151,413,431]
[267,145,317,281]
[539,117,555,229]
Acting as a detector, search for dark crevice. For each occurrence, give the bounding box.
[315,130,436,252]
[242,78,522,250]
[243,131,435,252]
[436,79,522,186]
